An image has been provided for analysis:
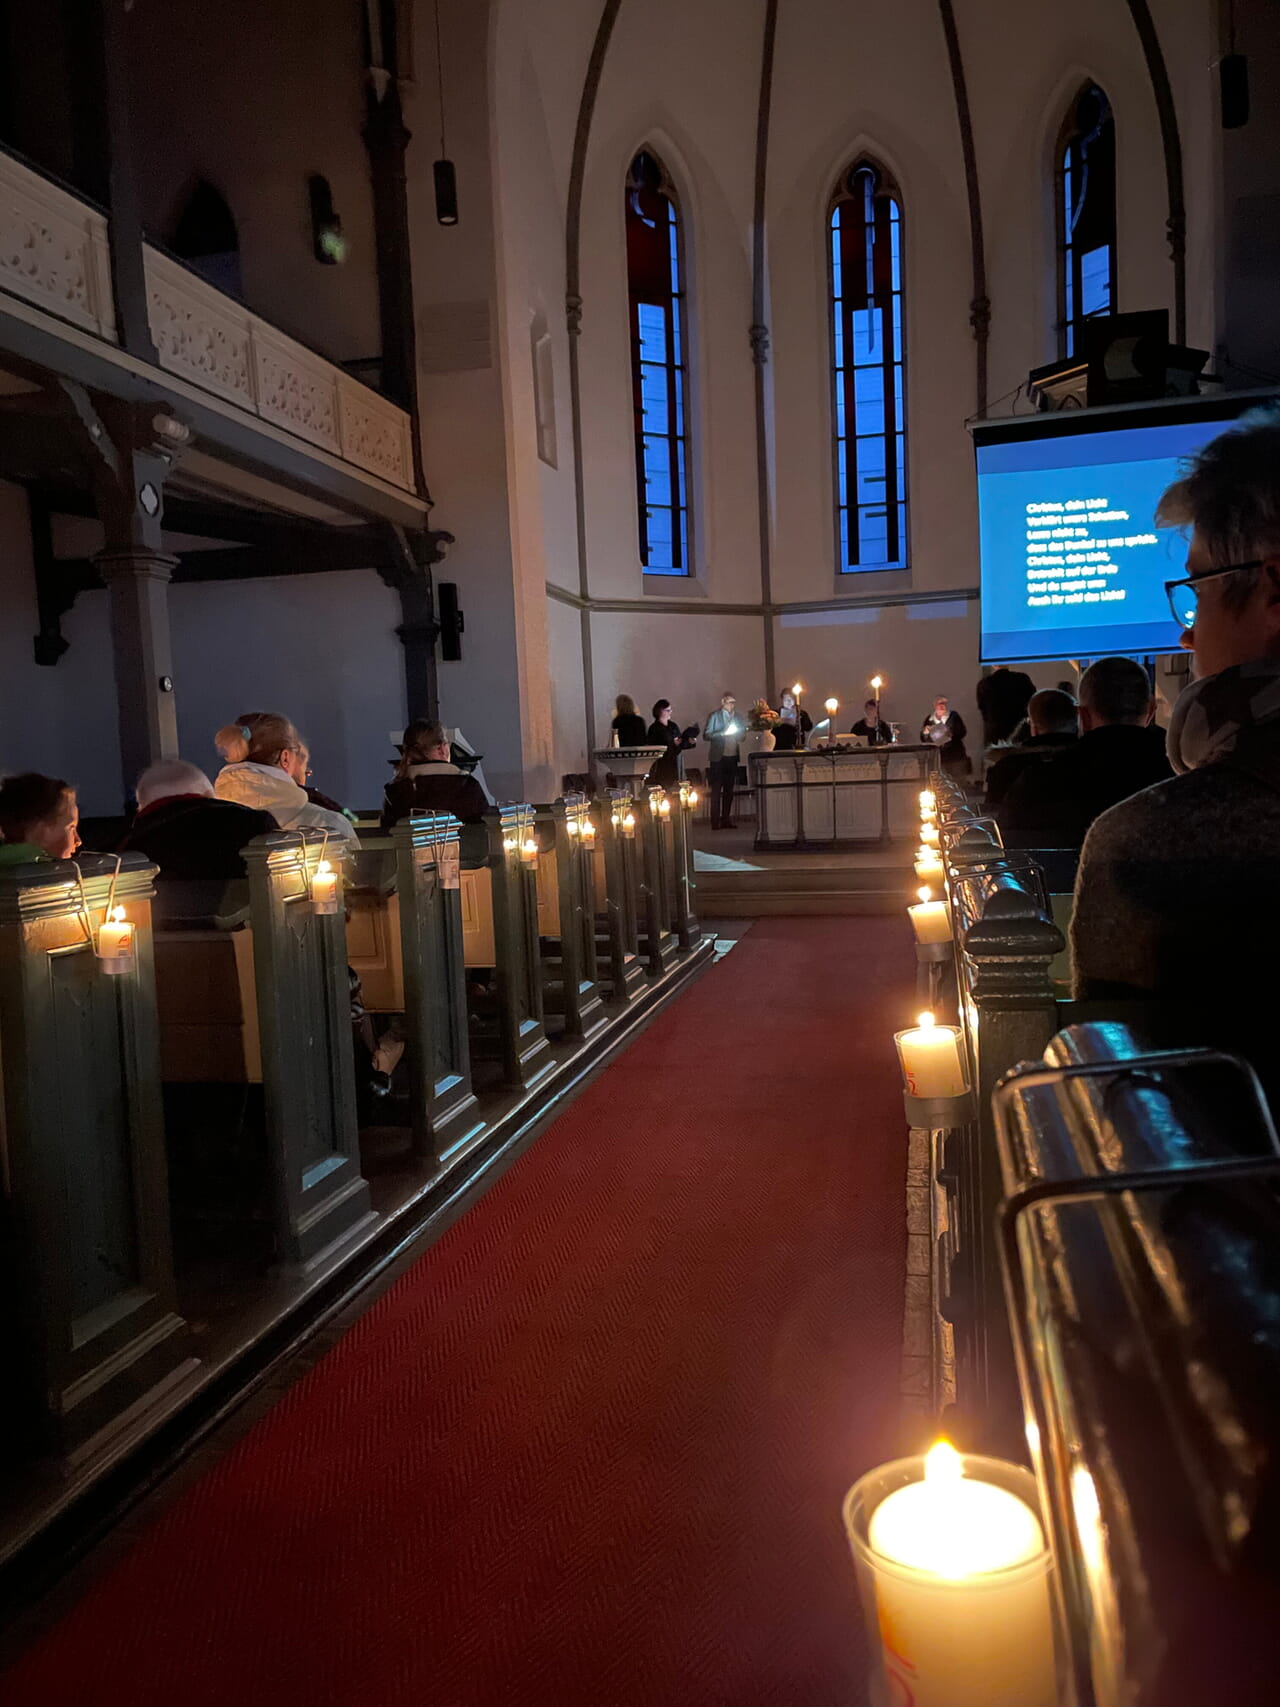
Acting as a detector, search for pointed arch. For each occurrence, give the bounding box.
[829,157,906,574]
[1054,82,1116,358]
[625,147,691,576]
[170,179,242,299]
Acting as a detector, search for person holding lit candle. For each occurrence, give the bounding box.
[703,690,743,830]
[845,1440,1056,1707]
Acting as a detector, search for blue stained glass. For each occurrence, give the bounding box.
[832,165,908,572]
[627,152,690,573]
[1080,244,1111,317]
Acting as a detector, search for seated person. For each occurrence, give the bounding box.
[851,699,892,745]
[983,689,1078,809]
[0,773,80,866]
[1071,408,1280,1106]
[214,712,357,847]
[121,759,275,879]
[381,719,489,830]
[998,658,1170,849]
[772,690,813,751]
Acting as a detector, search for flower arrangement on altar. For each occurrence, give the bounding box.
[747,698,780,732]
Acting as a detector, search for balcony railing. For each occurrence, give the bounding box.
[0,147,414,496]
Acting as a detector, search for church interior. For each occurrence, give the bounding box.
[0,0,1278,1702]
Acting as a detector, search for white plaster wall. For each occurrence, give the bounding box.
[131,0,382,367]
[0,483,121,817]
[588,610,765,756]
[546,594,589,783]
[0,486,404,815]
[168,571,405,813]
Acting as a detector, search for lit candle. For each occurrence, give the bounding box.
[621,811,636,839]
[908,886,951,945]
[824,697,839,743]
[521,836,539,866]
[96,905,135,974]
[920,821,940,846]
[658,796,671,817]
[580,818,597,846]
[919,789,937,815]
[895,1011,966,1098]
[914,849,944,882]
[310,859,340,914]
[846,1443,1056,1707]
[870,674,883,707]
[684,787,699,810]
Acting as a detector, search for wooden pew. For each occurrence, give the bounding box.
[478,806,554,1091]
[157,833,374,1272]
[592,788,647,1006]
[666,779,701,950]
[637,785,678,974]
[533,796,607,1041]
[0,852,193,1457]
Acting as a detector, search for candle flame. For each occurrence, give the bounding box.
[917,886,931,904]
[917,1011,936,1031]
[824,697,838,713]
[924,1439,962,1483]
[110,905,126,923]
[792,682,802,696]
[315,860,333,876]
[870,675,883,691]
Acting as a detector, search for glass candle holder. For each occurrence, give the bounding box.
[844,1452,1056,1707]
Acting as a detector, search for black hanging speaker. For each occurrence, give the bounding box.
[438,582,464,661]
[1220,53,1249,129]
[434,159,458,226]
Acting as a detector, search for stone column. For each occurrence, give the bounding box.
[93,548,180,787]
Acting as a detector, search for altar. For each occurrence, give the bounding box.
[749,745,941,849]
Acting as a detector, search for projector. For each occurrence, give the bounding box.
[1029,312,1208,411]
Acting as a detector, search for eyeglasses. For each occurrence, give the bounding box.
[1165,560,1264,630]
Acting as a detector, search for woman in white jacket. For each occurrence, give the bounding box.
[213,712,357,848]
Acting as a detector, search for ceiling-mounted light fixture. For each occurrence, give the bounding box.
[433,0,458,225]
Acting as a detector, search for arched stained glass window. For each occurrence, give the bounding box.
[1056,84,1116,358]
[626,150,690,576]
[830,161,906,574]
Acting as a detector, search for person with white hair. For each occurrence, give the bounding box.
[120,759,275,880]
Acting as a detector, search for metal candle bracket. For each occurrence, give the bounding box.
[903,1087,975,1129]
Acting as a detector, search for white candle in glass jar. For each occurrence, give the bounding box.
[920,821,940,846]
[310,860,340,913]
[895,1012,966,1098]
[96,905,135,972]
[914,849,944,882]
[908,887,952,945]
[850,1444,1056,1707]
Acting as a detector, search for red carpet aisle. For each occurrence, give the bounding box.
[1,918,914,1707]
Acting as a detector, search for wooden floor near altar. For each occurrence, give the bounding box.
[692,823,914,915]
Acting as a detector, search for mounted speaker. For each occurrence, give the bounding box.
[438,581,464,661]
[1220,53,1249,130]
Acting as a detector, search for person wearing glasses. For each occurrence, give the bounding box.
[996,660,1168,848]
[1070,405,1280,1105]
[213,712,357,847]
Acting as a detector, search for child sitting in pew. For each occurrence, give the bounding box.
[0,773,81,865]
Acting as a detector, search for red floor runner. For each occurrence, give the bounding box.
[2,918,914,1707]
